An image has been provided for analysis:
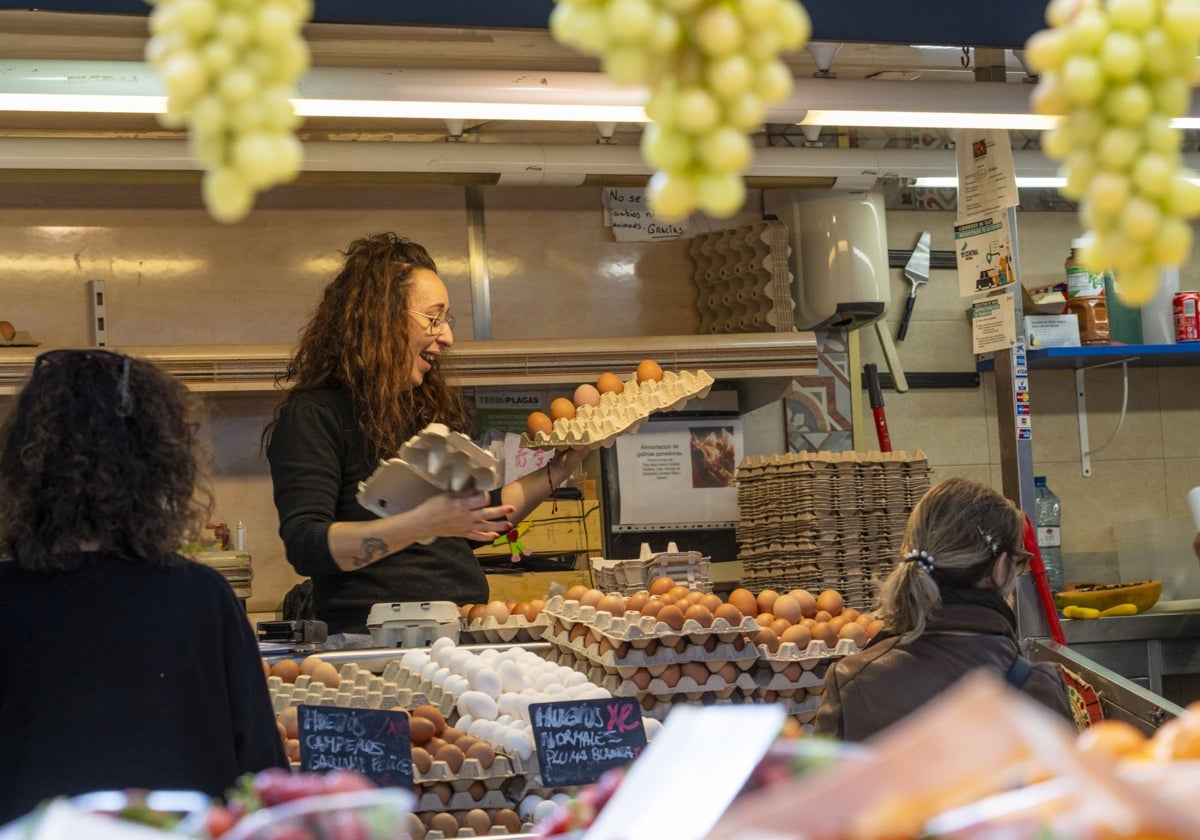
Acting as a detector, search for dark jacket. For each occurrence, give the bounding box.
[0,552,288,823]
[266,385,488,635]
[813,601,1074,742]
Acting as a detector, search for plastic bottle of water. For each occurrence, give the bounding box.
[1034,476,1065,593]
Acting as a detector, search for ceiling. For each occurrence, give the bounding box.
[0,9,1043,153]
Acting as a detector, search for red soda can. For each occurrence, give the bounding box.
[1175,291,1200,342]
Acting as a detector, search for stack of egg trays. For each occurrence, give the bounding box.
[458,613,550,645]
[753,637,861,727]
[691,220,796,334]
[613,551,712,595]
[267,660,416,713]
[520,369,715,450]
[540,595,761,721]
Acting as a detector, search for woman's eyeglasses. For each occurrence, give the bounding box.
[34,348,134,417]
[408,310,456,335]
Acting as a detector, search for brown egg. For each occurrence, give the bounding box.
[512,601,540,622]
[756,589,780,615]
[467,603,487,623]
[493,809,522,834]
[526,411,553,437]
[768,617,792,636]
[857,612,876,627]
[636,359,664,382]
[811,621,839,648]
[426,737,447,755]
[579,588,605,607]
[658,663,682,687]
[412,704,446,736]
[409,715,436,747]
[727,588,758,617]
[483,600,510,622]
[596,593,626,615]
[816,589,845,617]
[866,618,885,639]
[782,662,804,682]
[428,812,458,837]
[813,609,832,623]
[574,383,602,407]
[771,594,804,624]
[465,741,496,770]
[569,623,589,642]
[716,661,739,682]
[827,614,850,633]
[596,372,625,395]
[434,743,465,773]
[404,813,427,840]
[269,659,300,683]
[530,598,545,612]
[702,634,719,652]
[781,623,813,650]
[467,780,488,802]
[681,661,711,687]
[842,608,861,623]
[698,593,723,612]
[754,612,774,627]
[463,810,492,837]
[277,706,299,740]
[630,668,653,690]
[648,576,675,596]
[310,661,340,688]
[839,622,868,648]
[410,746,432,773]
[788,589,818,618]
[755,626,781,652]
[549,397,577,422]
[640,599,666,618]
[667,585,691,602]
[712,602,744,626]
[625,592,650,613]
[657,604,686,631]
[451,732,473,750]
[564,584,589,602]
[429,782,455,807]
[684,603,714,628]
[298,655,325,677]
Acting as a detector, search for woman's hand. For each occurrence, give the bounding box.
[410,489,514,543]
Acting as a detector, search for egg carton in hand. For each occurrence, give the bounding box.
[357,423,500,537]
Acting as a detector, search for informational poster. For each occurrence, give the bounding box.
[970,289,1018,354]
[954,128,1018,220]
[613,418,742,527]
[474,389,544,435]
[503,431,554,483]
[954,213,1015,298]
[602,188,691,242]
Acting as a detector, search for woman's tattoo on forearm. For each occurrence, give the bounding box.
[352,537,389,567]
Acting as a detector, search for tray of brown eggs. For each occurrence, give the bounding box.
[521,360,715,451]
[458,599,549,644]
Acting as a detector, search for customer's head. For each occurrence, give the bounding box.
[0,349,212,571]
[276,232,468,458]
[876,477,1028,641]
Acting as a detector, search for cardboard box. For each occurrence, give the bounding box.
[476,498,603,558]
[1025,315,1081,348]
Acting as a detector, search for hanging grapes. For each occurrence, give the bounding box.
[145,0,313,223]
[1026,0,1200,305]
[550,0,811,221]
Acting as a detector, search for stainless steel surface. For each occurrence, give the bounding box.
[1030,639,1184,734]
[262,641,553,664]
[1053,611,1200,697]
[902,231,931,298]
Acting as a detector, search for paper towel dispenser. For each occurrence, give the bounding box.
[763,190,891,330]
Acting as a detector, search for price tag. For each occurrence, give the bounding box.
[530,697,647,787]
[297,705,413,788]
[503,432,554,483]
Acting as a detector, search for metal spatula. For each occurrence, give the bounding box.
[897,230,931,341]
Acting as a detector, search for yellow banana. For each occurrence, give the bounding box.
[1098,603,1139,617]
[1063,605,1100,619]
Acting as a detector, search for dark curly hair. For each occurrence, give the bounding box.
[0,350,213,572]
[263,232,469,460]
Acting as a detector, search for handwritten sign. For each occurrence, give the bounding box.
[297,704,413,789]
[530,697,647,786]
[602,188,691,242]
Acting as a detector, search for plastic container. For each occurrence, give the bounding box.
[1142,266,1180,345]
[1115,519,1200,603]
[1033,477,1065,594]
[1104,272,1143,344]
[366,601,460,648]
[1064,242,1110,345]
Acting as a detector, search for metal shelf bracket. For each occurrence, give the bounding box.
[1075,358,1133,478]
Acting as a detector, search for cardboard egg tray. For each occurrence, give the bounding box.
[756,684,824,708]
[520,369,715,450]
[589,667,761,701]
[543,594,759,644]
[755,660,831,693]
[414,787,509,813]
[590,550,712,596]
[267,669,414,713]
[423,822,537,840]
[459,613,550,645]
[638,691,752,722]
[414,755,515,785]
[755,637,860,669]
[398,422,502,492]
[544,628,759,674]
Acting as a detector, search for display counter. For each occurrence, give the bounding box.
[1051,610,1200,699]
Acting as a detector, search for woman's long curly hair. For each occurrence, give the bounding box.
[0,350,213,572]
[264,233,469,460]
[875,477,1026,643]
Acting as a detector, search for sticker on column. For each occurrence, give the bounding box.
[1017,415,1031,428]
[1018,428,1032,440]
[1015,377,1029,393]
[1015,362,1028,377]
[1017,402,1031,416]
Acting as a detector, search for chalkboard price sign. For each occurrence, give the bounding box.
[297,704,413,789]
[530,697,647,787]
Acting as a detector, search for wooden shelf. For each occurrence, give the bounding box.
[977,343,1200,372]
[0,333,819,395]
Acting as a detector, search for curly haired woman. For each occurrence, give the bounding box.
[813,477,1074,741]
[0,350,286,823]
[264,233,587,638]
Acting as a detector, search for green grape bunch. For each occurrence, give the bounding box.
[551,0,811,221]
[145,0,313,223]
[1026,0,1200,305]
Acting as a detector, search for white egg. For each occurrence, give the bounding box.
[550,792,572,806]
[521,687,541,697]
[534,672,561,692]
[471,668,503,699]
[461,659,485,681]
[446,650,473,673]
[563,669,590,687]
[467,719,489,739]
[497,660,525,694]
[445,674,470,695]
[532,799,561,822]
[420,661,439,682]
[457,714,473,732]
[399,649,428,671]
[504,726,535,758]
[519,794,545,821]
[540,683,565,697]
[457,689,499,721]
[430,636,457,661]
[644,717,662,741]
[432,666,451,686]
[478,648,500,662]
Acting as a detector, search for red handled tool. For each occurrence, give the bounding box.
[863,363,892,452]
[1023,511,1066,645]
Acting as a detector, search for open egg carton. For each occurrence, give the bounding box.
[267,661,415,713]
[590,545,712,596]
[541,594,757,648]
[458,612,551,645]
[357,423,501,521]
[519,369,715,451]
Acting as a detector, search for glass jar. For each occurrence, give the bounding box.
[1065,241,1110,345]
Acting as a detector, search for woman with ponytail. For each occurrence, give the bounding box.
[813,477,1074,741]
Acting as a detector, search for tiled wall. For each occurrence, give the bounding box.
[1,184,1196,616]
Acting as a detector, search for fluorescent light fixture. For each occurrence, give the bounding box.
[801,110,1057,131]
[913,176,1066,188]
